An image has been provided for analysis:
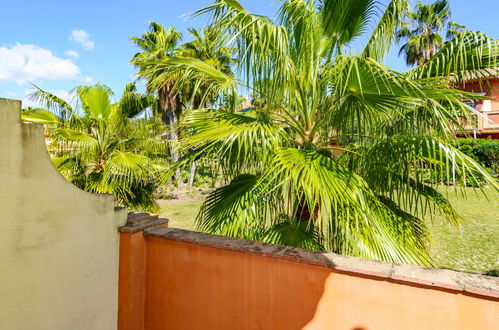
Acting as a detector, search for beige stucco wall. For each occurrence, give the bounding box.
[0,98,126,330]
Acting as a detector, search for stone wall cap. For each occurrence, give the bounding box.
[119,212,168,233]
[144,227,499,299]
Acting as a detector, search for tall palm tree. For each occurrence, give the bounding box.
[147,0,499,265]
[22,83,169,212]
[175,27,235,186]
[177,27,235,109]
[396,0,451,66]
[132,24,236,187]
[135,26,237,186]
[131,23,183,162]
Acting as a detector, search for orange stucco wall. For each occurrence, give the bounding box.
[461,78,499,110]
[145,238,330,330]
[118,232,146,330]
[306,272,497,330]
[491,79,499,111]
[118,233,498,330]
[459,78,499,136]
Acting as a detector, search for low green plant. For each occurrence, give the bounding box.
[452,138,499,173]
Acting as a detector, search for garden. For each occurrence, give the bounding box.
[21,0,498,274]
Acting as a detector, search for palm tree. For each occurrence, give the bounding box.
[446,21,466,40]
[131,23,183,164]
[146,0,499,265]
[176,27,235,186]
[135,25,237,186]
[177,27,235,108]
[22,83,169,212]
[396,0,451,66]
[132,24,236,187]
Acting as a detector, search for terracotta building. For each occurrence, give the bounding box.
[460,77,499,139]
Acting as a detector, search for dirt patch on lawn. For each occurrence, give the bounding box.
[156,189,210,206]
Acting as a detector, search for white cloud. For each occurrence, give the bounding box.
[0,44,80,83]
[65,49,79,59]
[69,29,95,50]
[21,98,38,108]
[52,89,74,102]
[82,76,93,84]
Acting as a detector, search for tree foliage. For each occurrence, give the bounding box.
[166,0,499,265]
[22,83,169,212]
[396,0,451,66]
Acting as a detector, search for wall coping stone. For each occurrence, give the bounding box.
[119,212,169,233]
[144,227,499,300]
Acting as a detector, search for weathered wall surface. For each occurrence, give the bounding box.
[0,98,126,330]
[119,225,499,330]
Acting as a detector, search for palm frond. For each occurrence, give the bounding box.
[28,84,76,121]
[362,0,409,61]
[52,127,98,145]
[263,214,324,250]
[141,56,238,102]
[267,148,431,264]
[408,31,499,82]
[196,174,272,240]
[193,0,291,88]
[118,83,158,119]
[21,108,62,126]
[181,109,284,176]
[79,85,112,119]
[320,0,377,52]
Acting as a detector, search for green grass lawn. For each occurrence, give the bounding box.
[159,187,498,275]
[158,192,204,231]
[425,187,498,275]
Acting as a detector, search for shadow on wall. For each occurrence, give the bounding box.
[142,237,331,330]
[119,222,499,330]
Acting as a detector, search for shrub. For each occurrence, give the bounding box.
[157,192,179,200]
[451,138,499,173]
[422,139,498,186]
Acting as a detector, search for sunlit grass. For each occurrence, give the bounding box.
[158,192,204,231]
[159,186,498,274]
[425,186,498,275]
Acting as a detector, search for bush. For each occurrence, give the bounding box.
[422,139,498,186]
[157,192,179,200]
[180,165,217,188]
[451,138,499,173]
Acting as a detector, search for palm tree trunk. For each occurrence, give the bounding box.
[188,161,197,187]
[159,84,177,146]
[185,96,203,188]
[159,84,182,186]
[296,196,319,222]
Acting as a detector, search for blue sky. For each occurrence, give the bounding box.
[0,0,497,106]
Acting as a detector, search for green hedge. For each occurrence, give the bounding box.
[451,138,499,172]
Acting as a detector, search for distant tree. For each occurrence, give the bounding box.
[132,23,236,186]
[131,23,183,166]
[177,28,234,105]
[132,24,236,186]
[176,27,235,186]
[396,0,452,66]
[446,21,466,40]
